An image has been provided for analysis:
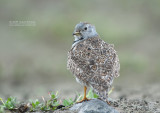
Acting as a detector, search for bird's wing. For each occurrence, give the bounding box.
[67,36,120,87]
[67,36,120,101]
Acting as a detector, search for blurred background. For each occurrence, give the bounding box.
[0,0,160,101]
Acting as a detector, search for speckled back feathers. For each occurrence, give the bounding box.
[67,36,120,101]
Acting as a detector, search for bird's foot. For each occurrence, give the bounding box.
[98,97,113,105]
[106,98,115,105]
[106,100,111,105]
[76,97,90,103]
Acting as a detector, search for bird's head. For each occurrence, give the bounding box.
[72,22,98,46]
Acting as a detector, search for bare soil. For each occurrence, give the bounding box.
[2,84,160,113]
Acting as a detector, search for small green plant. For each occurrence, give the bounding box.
[0,97,18,113]
[76,92,83,102]
[40,102,50,111]
[75,88,99,102]
[87,88,99,99]
[62,98,74,107]
[50,91,58,100]
[30,99,41,111]
[108,87,114,95]
[2,97,17,110]
[0,105,5,113]
[0,98,4,105]
[40,92,60,111]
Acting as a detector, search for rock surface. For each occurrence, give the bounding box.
[70,99,119,113]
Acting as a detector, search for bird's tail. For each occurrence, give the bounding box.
[90,84,109,102]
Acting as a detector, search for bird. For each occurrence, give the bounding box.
[67,22,120,103]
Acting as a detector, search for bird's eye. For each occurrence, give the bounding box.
[84,27,87,30]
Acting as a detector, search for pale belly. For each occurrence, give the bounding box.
[75,75,90,87]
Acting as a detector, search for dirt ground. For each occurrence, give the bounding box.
[57,83,160,112]
[2,83,160,113]
[109,83,160,112]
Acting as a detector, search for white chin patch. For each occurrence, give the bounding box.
[74,35,81,39]
[74,35,82,42]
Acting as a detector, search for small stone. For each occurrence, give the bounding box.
[18,104,29,113]
[113,101,119,107]
[70,99,119,113]
[56,105,65,109]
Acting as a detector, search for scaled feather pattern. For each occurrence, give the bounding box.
[67,36,120,101]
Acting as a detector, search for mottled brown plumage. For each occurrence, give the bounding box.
[67,22,120,102]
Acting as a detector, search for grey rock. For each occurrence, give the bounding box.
[70,99,119,113]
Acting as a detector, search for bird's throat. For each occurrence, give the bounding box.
[72,36,84,48]
[73,37,84,44]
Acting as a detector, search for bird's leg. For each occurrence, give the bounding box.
[77,86,89,103]
[106,100,111,105]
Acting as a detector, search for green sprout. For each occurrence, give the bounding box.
[40,103,50,111]
[87,88,99,99]
[30,99,41,111]
[0,98,4,105]
[0,97,18,113]
[108,87,114,95]
[49,91,59,100]
[3,97,17,110]
[62,98,74,107]
[76,88,99,102]
[0,98,5,113]
[75,92,83,102]
[40,92,60,111]
[0,105,5,113]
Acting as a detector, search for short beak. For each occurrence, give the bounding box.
[72,31,81,36]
